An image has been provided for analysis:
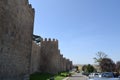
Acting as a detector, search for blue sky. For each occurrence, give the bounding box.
[29,0,120,64]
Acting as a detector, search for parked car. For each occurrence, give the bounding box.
[82,72,89,76]
[89,72,120,80]
[99,72,114,78]
[89,72,100,78]
[89,77,120,80]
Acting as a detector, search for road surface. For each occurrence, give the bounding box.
[67,73,89,80]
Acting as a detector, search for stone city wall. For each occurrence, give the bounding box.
[40,38,60,74]
[0,0,34,80]
[0,0,73,79]
[31,38,73,74]
[30,41,41,73]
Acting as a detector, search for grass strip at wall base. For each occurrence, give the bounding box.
[30,72,71,80]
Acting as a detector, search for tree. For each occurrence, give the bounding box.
[87,64,96,73]
[75,66,79,71]
[33,34,42,43]
[82,64,95,73]
[93,51,108,64]
[82,65,87,72]
[100,58,116,72]
[116,61,120,72]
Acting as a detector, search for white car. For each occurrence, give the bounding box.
[89,73,100,78]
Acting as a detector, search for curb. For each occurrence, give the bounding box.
[62,77,69,80]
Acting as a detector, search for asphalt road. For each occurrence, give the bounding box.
[67,73,89,80]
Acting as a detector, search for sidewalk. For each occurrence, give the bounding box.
[62,70,76,80]
[62,77,69,80]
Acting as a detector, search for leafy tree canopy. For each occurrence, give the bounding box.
[82,64,96,73]
[33,34,42,43]
[93,51,108,64]
[116,61,120,72]
[100,58,116,72]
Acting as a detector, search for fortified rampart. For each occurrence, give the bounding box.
[0,0,73,79]
[40,38,60,74]
[31,38,73,74]
[30,41,41,73]
[0,0,34,80]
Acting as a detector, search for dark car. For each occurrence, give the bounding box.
[99,72,114,78]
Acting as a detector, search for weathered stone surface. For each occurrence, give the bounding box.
[0,0,73,78]
[40,38,59,74]
[30,41,41,73]
[31,38,73,74]
[60,55,64,72]
[0,0,34,80]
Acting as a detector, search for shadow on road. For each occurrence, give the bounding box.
[71,75,83,77]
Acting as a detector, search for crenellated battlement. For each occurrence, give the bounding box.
[41,38,59,49]
[41,38,58,43]
[25,0,35,17]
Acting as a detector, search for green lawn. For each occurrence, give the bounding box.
[30,72,70,80]
[30,73,53,80]
[54,75,65,80]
